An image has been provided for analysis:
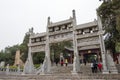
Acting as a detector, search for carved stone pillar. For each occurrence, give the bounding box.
[17,64,20,74]
[70,52,73,64]
[106,50,118,74]
[44,38,51,73]
[97,52,100,63]
[99,35,109,74]
[82,53,84,64]
[72,10,80,73]
[118,55,120,64]
[80,53,84,64]
[42,17,51,74]
[23,46,34,74]
[6,64,9,75]
[97,14,109,74]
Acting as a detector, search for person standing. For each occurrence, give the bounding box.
[61,59,64,66]
[93,59,98,73]
[55,58,59,66]
[83,59,87,65]
[65,59,68,66]
[98,62,102,72]
[91,62,94,73]
[93,62,98,73]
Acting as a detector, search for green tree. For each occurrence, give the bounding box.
[1,44,20,65]
[0,29,31,65]
[50,41,72,62]
[33,52,45,64]
[19,33,30,62]
[98,0,120,55]
[0,52,14,65]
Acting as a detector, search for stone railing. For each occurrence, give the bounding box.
[0,67,23,75]
[35,64,42,74]
[116,64,120,73]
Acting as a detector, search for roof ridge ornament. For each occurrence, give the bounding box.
[72,9,76,19]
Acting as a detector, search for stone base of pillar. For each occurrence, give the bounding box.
[110,70,118,74]
[23,59,34,74]
[71,70,82,75]
[106,50,118,74]
[71,71,78,75]
[39,72,45,75]
[44,56,51,73]
[102,70,109,74]
[72,56,81,74]
[102,70,118,74]
[36,56,51,74]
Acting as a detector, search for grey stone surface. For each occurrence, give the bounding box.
[0,61,5,67]
[106,50,118,74]
[24,46,35,74]
[97,14,109,74]
[118,55,120,64]
[25,10,115,75]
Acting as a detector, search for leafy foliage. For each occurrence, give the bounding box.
[0,44,20,65]
[0,32,30,65]
[0,53,14,65]
[98,0,120,53]
[33,52,45,64]
[50,41,72,62]
[19,33,30,62]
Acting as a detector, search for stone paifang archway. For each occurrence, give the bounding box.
[24,10,117,74]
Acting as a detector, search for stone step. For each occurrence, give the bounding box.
[0,74,119,80]
[51,63,102,74]
[0,63,119,80]
[116,64,120,73]
[51,64,72,73]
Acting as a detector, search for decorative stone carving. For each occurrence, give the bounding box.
[106,50,118,74]
[26,10,111,75]
[97,14,109,74]
[24,42,35,74]
[78,45,100,50]
[14,50,24,67]
[6,64,9,75]
[41,37,45,41]
[118,55,120,64]
[68,23,72,28]
[84,28,90,33]
[29,27,34,33]
[55,26,60,31]
[61,25,66,30]
[92,26,98,32]
[36,38,40,42]
[69,23,73,28]
[23,58,35,74]
[49,28,54,32]
[0,61,5,67]
[31,45,45,52]
[77,37,99,43]
[31,39,35,43]
[77,29,82,35]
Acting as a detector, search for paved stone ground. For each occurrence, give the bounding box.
[116,64,120,73]
[0,63,120,80]
[0,73,119,80]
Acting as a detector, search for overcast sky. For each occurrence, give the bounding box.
[0,0,102,51]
